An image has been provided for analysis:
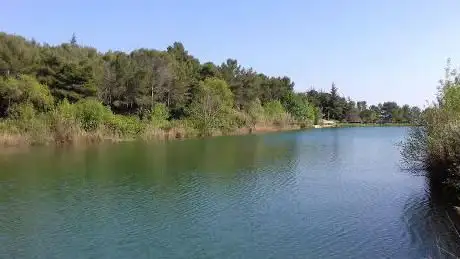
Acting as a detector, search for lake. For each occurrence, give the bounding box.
[1,127,459,258]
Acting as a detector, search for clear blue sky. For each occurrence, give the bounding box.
[2,0,460,107]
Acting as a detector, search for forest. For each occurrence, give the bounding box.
[0,32,420,144]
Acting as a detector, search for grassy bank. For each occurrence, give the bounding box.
[0,97,307,148]
[0,121,303,147]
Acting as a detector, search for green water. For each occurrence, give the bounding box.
[1,127,459,258]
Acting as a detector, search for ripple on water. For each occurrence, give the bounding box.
[1,127,460,258]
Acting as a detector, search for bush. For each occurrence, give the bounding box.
[264,100,291,126]
[150,103,170,129]
[188,78,235,136]
[218,110,250,134]
[6,103,50,144]
[0,75,54,113]
[402,60,460,191]
[75,99,108,131]
[247,98,265,126]
[8,102,36,124]
[105,114,143,137]
[282,92,316,123]
[230,110,251,129]
[403,108,460,189]
[49,99,80,143]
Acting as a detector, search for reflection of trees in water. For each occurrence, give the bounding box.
[0,136,302,258]
[0,135,300,198]
[83,134,299,188]
[403,177,460,258]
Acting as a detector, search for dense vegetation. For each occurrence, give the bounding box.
[306,84,421,124]
[402,60,460,195]
[0,32,418,145]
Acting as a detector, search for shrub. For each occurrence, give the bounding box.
[150,103,170,129]
[247,98,265,126]
[282,92,316,123]
[105,114,143,137]
[0,75,54,113]
[75,99,108,131]
[402,60,460,191]
[231,110,251,129]
[188,78,235,136]
[6,103,50,144]
[8,102,36,123]
[264,100,292,126]
[49,99,80,143]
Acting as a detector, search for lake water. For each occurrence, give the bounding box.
[1,127,459,258]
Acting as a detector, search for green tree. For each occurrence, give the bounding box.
[188,78,234,136]
[0,75,53,116]
[264,100,290,125]
[199,62,220,80]
[409,106,422,123]
[360,109,378,123]
[0,32,40,76]
[357,101,367,112]
[282,92,315,122]
[150,102,170,128]
[247,98,265,126]
[75,98,108,131]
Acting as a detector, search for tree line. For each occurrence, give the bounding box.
[306,84,421,124]
[0,32,419,143]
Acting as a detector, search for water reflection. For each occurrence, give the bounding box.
[2,128,460,258]
[403,177,460,258]
[1,134,302,258]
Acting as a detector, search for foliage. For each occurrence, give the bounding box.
[247,98,265,126]
[7,103,50,144]
[0,75,54,115]
[306,85,420,124]
[75,98,108,131]
[282,92,315,122]
[188,78,234,136]
[150,102,170,129]
[264,100,291,126]
[49,99,80,143]
[8,102,37,123]
[0,32,424,146]
[402,59,460,192]
[105,114,143,136]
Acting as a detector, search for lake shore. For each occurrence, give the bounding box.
[0,123,305,148]
[314,122,411,128]
[0,122,413,148]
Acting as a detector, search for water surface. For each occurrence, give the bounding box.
[1,127,459,258]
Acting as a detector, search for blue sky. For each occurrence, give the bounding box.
[2,0,460,107]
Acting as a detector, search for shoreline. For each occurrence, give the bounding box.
[314,122,411,128]
[0,123,411,149]
[0,124,304,149]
